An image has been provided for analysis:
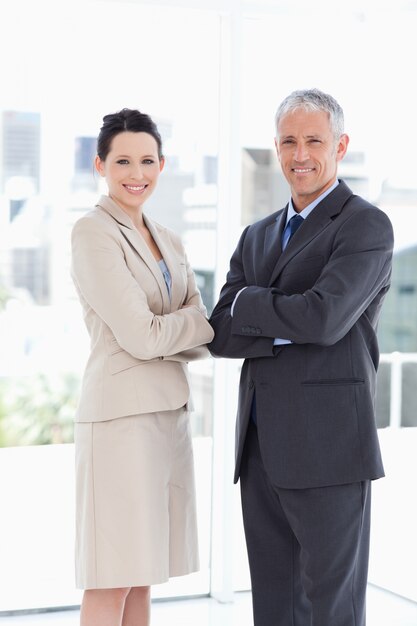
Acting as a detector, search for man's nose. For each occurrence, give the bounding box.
[294,143,309,162]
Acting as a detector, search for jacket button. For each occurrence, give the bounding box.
[248,380,254,389]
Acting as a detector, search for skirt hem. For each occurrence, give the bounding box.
[76,564,200,590]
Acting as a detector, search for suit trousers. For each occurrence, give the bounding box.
[240,422,371,626]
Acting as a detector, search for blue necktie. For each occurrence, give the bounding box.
[283,213,304,249]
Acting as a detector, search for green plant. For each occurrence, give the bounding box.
[0,372,80,447]
[0,282,10,312]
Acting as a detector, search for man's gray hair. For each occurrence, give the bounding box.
[275,88,344,140]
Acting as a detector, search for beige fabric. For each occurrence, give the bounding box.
[75,408,199,589]
[71,195,214,422]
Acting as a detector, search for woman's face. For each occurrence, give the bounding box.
[95,131,164,212]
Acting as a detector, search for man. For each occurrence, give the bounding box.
[208,89,393,626]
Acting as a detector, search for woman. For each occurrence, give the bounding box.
[71,108,214,626]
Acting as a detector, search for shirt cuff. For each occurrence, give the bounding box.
[230,287,247,317]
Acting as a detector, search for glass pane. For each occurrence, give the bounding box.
[401,362,417,427]
[0,0,219,611]
[375,362,390,429]
[239,4,417,600]
[240,8,417,356]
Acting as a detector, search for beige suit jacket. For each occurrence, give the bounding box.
[71,195,214,422]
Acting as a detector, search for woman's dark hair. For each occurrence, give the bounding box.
[97,108,163,161]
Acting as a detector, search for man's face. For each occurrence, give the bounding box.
[275,108,349,212]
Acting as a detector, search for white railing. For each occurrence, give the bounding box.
[379,352,417,428]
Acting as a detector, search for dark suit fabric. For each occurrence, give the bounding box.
[209,180,393,489]
[241,422,371,626]
[208,180,393,625]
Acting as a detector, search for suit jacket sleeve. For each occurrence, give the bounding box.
[208,226,277,359]
[163,251,213,363]
[71,217,214,361]
[231,207,393,346]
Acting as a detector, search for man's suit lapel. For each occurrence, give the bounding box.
[267,180,354,287]
[260,209,287,285]
[96,195,171,312]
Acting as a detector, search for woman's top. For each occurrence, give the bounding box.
[158,259,172,300]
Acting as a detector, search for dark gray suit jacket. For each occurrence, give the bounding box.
[209,180,394,488]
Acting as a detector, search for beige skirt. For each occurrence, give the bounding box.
[74,408,199,589]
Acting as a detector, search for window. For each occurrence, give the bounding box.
[239,4,417,602]
[0,0,220,611]
[1,0,417,613]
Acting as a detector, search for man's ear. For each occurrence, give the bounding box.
[336,133,349,162]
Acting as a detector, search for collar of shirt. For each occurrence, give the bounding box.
[285,179,340,226]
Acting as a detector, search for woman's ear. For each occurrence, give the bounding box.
[94,155,105,177]
[159,156,165,173]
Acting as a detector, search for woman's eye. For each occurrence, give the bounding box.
[116,159,129,165]
[143,159,155,164]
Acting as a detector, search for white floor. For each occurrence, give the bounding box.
[1,586,417,625]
